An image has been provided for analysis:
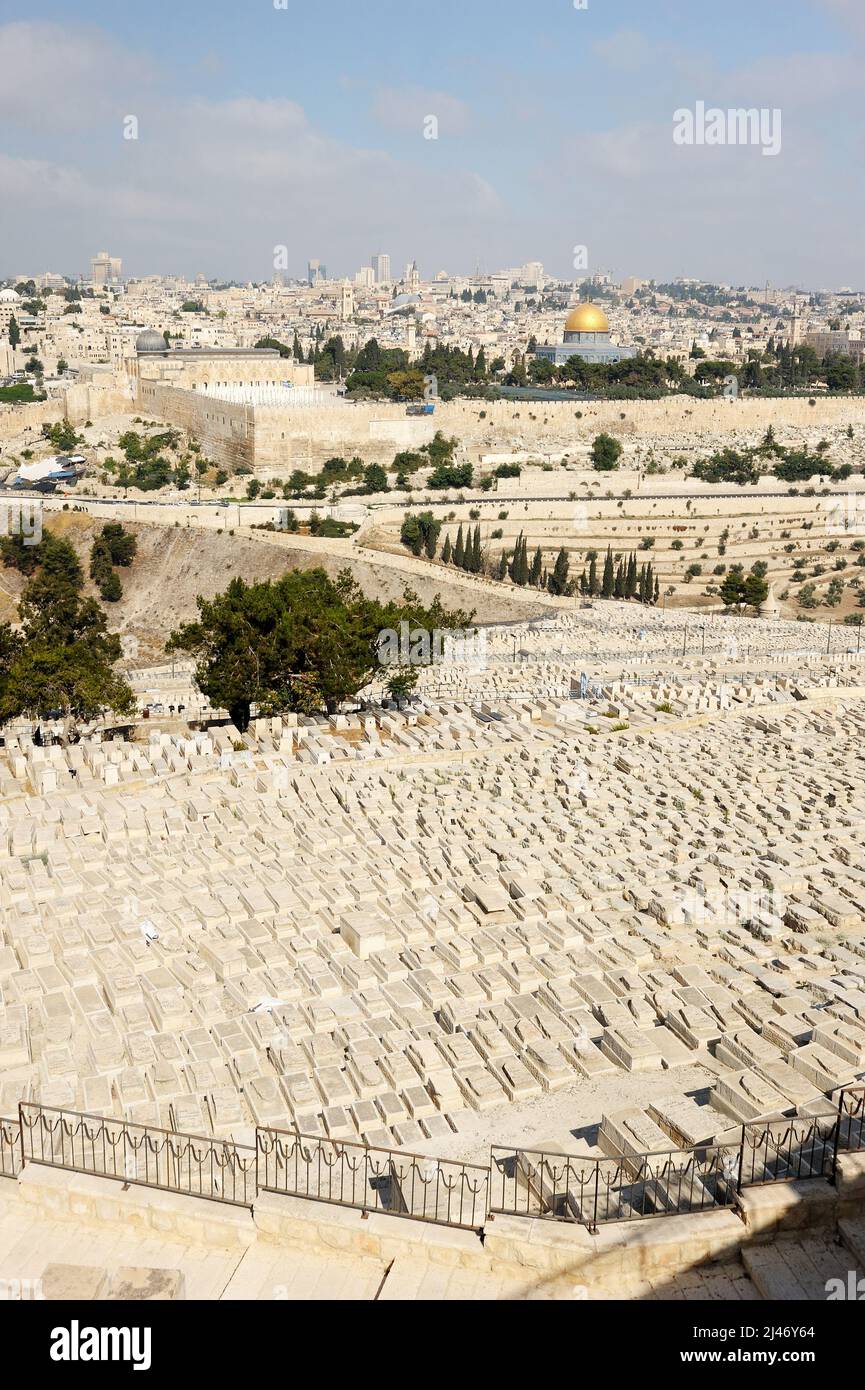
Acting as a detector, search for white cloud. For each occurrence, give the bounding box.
[593,29,656,72]
[370,86,471,136]
[0,21,155,131]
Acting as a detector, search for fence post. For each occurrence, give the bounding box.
[591,1158,600,1233]
[831,1089,845,1186]
[17,1102,25,1174]
[736,1124,746,1194]
[254,1127,260,1202]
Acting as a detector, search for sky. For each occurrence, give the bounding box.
[0,0,863,287]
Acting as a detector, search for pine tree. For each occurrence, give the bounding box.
[529,546,543,587]
[601,546,615,599]
[454,524,465,568]
[441,534,452,565]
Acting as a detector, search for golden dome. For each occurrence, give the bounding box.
[564,302,609,334]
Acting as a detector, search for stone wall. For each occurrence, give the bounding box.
[126,385,865,479]
[0,383,133,444]
[137,382,255,472]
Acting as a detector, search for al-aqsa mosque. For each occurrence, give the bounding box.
[534,301,636,368]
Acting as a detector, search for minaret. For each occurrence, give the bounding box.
[788,298,803,348]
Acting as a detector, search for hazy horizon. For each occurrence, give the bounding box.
[1,0,863,286]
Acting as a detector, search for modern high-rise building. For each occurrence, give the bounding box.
[91,251,122,286]
[354,266,375,288]
[308,260,327,286]
[372,253,391,284]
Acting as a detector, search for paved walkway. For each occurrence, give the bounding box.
[0,1187,771,1301]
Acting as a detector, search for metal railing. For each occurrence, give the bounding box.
[18,1103,256,1208]
[256,1127,489,1231]
[0,1116,21,1179]
[739,1088,865,1189]
[490,1143,741,1230]
[739,1112,838,1187]
[3,1087,864,1231]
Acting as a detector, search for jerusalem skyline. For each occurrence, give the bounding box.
[2,0,864,285]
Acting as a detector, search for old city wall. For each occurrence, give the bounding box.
[441,394,865,441]
[248,394,865,475]
[126,386,865,477]
[0,383,134,445]
[250,405,438,472]
[137,382,255,472]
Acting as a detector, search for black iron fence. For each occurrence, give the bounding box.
[2,1087,863,1231]
[739,1088,865,1190]
[0,1116,21,1179]
[18,1103,256,1208]
[490,1143,741,1230]
[256,1127,489,1231]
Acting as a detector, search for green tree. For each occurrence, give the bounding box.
[591,433,623,471]
[529,546,543,587]
[601,546,615,598]
[166,568,473,730]
[548,548,570,596]
[0,537,133,723]
[454,524,465,568]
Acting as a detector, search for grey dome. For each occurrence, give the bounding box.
[136,330,168,354]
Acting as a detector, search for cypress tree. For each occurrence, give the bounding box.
[579,569,587,595]
[588,556,599,596]
[497,551,508,580]
[529,546,543,587]
[441,534,452,565]
[614,559,625,599]
[518,534,529,585]
[654,574,660,604]
[601,546,615,599]
[454,524,465,568]
[508,532,521,582]
[549,547,570,596]
[626,552,638,600]
[471,524,482,573]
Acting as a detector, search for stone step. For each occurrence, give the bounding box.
[839,1216,865,1269]
[743,1237,864,1301]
